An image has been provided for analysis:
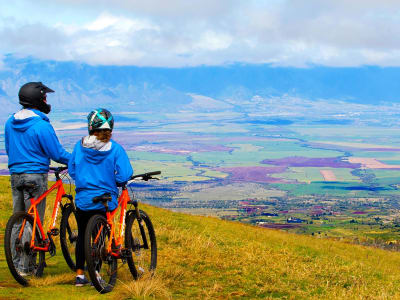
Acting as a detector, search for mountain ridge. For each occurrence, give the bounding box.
[2,56,400,114]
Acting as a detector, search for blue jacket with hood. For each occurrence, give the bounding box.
[5,108,71,174]
[68,137,133,211]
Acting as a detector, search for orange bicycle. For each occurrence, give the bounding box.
[84,171,160,293]
[4,167,78,286]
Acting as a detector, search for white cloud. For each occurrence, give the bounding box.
[85,12,157,32]
[47,0,240,19]
[2,1,400,67]
[194,31,232,51]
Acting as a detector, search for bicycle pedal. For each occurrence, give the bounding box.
[121,248,132,258]
[47,235,56,257]
[50,228,59,236]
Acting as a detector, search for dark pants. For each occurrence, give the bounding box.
[11,173,48,218]
[75,208,105,271]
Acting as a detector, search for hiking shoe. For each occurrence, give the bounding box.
[92,276,107,287]
[75,276,90,286]
[18,270,30,277]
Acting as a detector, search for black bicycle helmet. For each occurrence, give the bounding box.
[87,108,114,134]
[18,82,54,114]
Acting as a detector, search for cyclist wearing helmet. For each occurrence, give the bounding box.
[68,108,133,286]
[5,82,71,275]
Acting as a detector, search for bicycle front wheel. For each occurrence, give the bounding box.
[59,203,77,271]
[125,209,157,280]
[84,214,117,294]
[4,211,46,286]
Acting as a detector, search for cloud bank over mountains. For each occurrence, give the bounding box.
[1,0,400,67]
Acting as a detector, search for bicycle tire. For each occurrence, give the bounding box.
[125,209,157,280]
[4,211,46,286]
[84,214,117,294]
[59,203,77,271]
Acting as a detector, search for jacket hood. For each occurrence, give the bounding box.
[11,109,49,132]
[80,138,113,164]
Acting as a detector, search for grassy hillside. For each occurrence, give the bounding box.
[1,176,400,299]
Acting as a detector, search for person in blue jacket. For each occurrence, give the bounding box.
[5,82,71,276]
[68,108,133,286]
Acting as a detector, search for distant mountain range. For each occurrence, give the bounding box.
[1,55,400,114]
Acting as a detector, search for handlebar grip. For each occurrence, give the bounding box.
[130,171,161,180]
[147,171,161,176]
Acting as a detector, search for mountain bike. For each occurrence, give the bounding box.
[84,171,160,293]
[4,167,78,286]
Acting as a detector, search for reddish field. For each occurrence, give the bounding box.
[347,157,400,169]
[320,170,337,181]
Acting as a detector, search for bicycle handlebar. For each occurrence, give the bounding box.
[49,166,68,172]
[49,166,68,179]
[130,171,161,181]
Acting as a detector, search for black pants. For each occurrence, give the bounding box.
[75,208,105,271]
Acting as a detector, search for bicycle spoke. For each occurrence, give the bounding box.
[85,215,117,293]
[5,212,46,286]
[60,204,78,271]
[125,210,157,280]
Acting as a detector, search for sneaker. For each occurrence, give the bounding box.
[98,277,107,287]
[17,268,34,277]
[93,272,107,288]
[19,270,30,277]
[75,276,90,286]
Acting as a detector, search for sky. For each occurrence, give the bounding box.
[1,0,400,68]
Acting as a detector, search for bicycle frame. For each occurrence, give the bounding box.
[95,188,130,258]
[94,185,150,259]
[18,176,69,252]
[92,171,161,260]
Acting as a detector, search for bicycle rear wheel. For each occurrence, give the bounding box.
[4,211,46,286]
[125,209,157,279]
[84,214,117,293]
[59,203,78,271]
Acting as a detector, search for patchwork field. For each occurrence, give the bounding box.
[2,110,400,243]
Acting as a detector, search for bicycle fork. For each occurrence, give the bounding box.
[131,201,149,250]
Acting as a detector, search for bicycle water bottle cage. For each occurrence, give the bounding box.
[92,193,112,205]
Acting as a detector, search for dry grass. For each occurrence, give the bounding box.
[114,274,172,300]
[30,273,75,287]
[2,176,400,299]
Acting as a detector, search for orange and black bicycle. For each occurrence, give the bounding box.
[4,167,78,286]
[84,171,160,293]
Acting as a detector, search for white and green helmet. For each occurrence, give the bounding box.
[87,108,114,134]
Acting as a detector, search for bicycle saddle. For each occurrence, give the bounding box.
[92,193,112,204]
[16,182,38,192]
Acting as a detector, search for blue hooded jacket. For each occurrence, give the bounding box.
[5,109,71,174]
[68,138,133,211]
